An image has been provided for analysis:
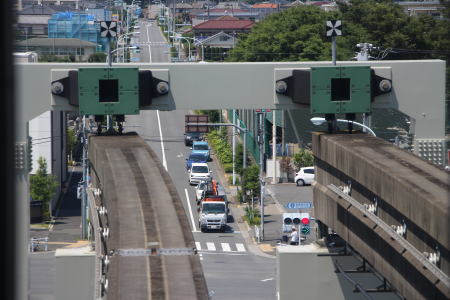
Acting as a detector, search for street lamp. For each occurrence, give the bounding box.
[310,117,376,136]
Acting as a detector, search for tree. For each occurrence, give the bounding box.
[30,157,59,221]
[67,128,78,162]
[292,148,314,171]
[227,6,348,62]
[241,164,260,199]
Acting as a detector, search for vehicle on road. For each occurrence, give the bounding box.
[295,167,315,186]
[191,141,211,161]
[184,132,203,146]
[198,195,228,232]
[185,114,208,146]
[186,153,208,170]
[189,163,212,185]
[195,180,224,204]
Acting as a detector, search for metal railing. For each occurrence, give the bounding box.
[29,237,48,253]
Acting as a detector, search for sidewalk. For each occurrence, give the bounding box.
[29,166,84,252]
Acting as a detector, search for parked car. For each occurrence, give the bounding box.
[295,167,315,186]
[184,132,203,146]
[186,153,208,170]
[191,141,211,161]
[189,163,212,185]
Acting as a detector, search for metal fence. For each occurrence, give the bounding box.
[29,237,48,253]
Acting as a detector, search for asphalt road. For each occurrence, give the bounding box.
[125,108,276,299]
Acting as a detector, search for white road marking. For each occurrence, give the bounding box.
[146,24,152,63]
[195,242,202,251]
[184,188,197,232]
[156,110,167,171]
[206,242,216,251]
[260,277,274,282]
[197,251,248,256]
[236,243,246,252]
[221,243,231,252]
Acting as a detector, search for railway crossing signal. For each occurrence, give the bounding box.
[100,21,117,38]
[326,20,342,37]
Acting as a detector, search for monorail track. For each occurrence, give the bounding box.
[89,133,208,300]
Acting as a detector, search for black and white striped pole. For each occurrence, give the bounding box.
[326,20,342,66]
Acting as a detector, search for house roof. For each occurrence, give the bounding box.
[192,16,254,30]
[19,4,77,14]
[19,5,58,15]
[252,3,278,9]
[16,38,98,47]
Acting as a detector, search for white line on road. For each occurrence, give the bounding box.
[146,24,152,63]
[206,242,216,251]
[260,277,274,282]
[195,242,202,251]
[236,243,246,252]
[221,243,231,252]
[156,110,167,171]
[184,188,198,232]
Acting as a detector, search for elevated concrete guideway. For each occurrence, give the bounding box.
[312,132,450,299]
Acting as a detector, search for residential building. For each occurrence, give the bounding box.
[15,37,97,61]
[191,16,254,39]
[16,4,75,39]
[22,0,82,9]
[396,0,445,18]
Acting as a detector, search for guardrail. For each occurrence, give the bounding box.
[29,237,48,252]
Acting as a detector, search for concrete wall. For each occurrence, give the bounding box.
[312,132,450,299]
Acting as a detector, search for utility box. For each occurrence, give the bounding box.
[311,66,371,114]
[55,245,96,300]
[78,67,140,115]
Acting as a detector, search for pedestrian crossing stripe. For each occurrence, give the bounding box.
[195,242,246,253]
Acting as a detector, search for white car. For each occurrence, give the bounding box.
[189,163,212,185]
[195,181,208,202]
[295,167,315,186]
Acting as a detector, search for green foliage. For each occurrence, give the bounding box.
[88,52,107,62]
[67,128,78,160]
[292,148,314,171]
[207,130,233,165]
[227,1,450,64]
[244,206,260,226]
[228,175,240,185]
[39,54,73,62]
[241,164,260,199]
[223,163,233,173]
[30,157,59,221]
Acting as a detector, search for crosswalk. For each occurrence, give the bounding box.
[196,241,246,253]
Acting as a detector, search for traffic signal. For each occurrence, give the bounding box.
[51,68,169,115]
[275,66,392,115]
[282,213,311,233]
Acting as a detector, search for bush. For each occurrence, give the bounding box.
[228,175,240,185]
[244,206,260,226]
[223,163,233,173]
[292,148,314,171]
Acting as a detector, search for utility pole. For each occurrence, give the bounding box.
[272,111,277,184]
[258,112,265,241]
[232,109,236,185]
[356,43,374,132]
[81,116,88,239]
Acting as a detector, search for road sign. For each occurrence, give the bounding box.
[326,20,342,37]
[286,202,312,210]
[100,21,117,38]
[301,225,310,235]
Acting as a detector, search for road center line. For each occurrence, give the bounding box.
[184,188,197,232]
[156,110,167,171]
